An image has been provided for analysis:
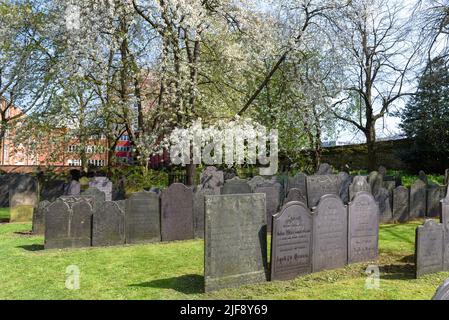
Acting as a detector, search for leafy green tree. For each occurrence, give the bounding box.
[399,57,449,172]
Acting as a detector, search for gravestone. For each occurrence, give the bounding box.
[277,174,289,200]
[204,193,267,292]
[377,187,393,222]
[9,174,38,223]
[312,194,348,272]
[287,172,307,195]
[442,192,449,270]
[40,179,65,201]
[433,278,449,300]
[92,201,125,246]
[254,183,281,232]
[378,166,387,177]
[32,200,50,235]
[445,169,449,186]
[0,174,11,207]
[248,176,269,191]
[337,172,352,204]
[316,163,332,175]
[64,180,80,196]
[193,188,215,239]
[393,186,409,222]
[270,202,313,281]
[161,183,194,241]
[200,166,224,194]
[81,187,106,212]
[44,199,71,249]
[89,177,113,201]
[221,177,251,195]
[418,170,428,184]
[349,176,371,201]
[410,179,427,218]
[125,192,161,244]
[70,200,93,248]
[367,171,383,197]
[415,220,444,278]
[426,185,446,218]
[306,175,339,208]
[348,192,379,263]
[284,188,306,205]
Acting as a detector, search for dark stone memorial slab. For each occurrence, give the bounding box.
[377,187,393,222]
[270,202,312,281]
[316,163,332,175]
[426,185,446,218]
[70,200,93,248]
[306,175,339,208]
[415,220,444,278]
[9,174,38,222]
[442,194,449,270]
[338,172,352,204]
[41,180,65,201]
[410,180,427,218]
[254,183,281,232]
[204,193,267,292]
[92,201,125,246]
[368,171,383,197]
[125,192,161,244]
[64,180,80,196]
[200,166,224,193]
[161,183,194,241]
[393,186,409,222]
[312,194,348,272]
[287,173,307,195]
[284,188,306,205]
[45,199,71,249]
[32,200,50,235]
[348,192,379,263]
[89,177,112,201]
[81,187,106,211]
[349,176,371,201]
[193,188,215,239]
[221,177,251,194]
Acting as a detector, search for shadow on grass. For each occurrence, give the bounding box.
[17,244,45,251]
[130,274,204,294]
[380,263,415,280]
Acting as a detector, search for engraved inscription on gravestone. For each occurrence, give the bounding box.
[312,194,348,272]
[92,201,125,246]
[415,220,444,278]
[306,175,339,208]
[271,202,312,281]
[45,199,71,249]
[204,194,268,292]
[348,192,379,263]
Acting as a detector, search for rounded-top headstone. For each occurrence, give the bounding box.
[316,163,332,175]
[433,278,449,300]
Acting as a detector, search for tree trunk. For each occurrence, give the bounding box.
[186,163,196,186]
[365,125,377,171]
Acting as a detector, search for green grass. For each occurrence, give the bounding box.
[0,219,448,300]
[0,208,9,222]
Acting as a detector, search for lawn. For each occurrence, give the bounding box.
[0,208,9,222]
[0,219,448,300]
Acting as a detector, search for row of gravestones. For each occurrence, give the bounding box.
[415,192,449,278]
[36,183,205,249]
[204,191,380,292]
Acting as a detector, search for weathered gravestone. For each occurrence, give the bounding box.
[337,172,352,204]
[415,220,444,278]
[9,174,38,223]
[348,192,379,263]
[284,188,306,205]
[255,183,281,232]
[64,180,80,196]
[312,194,348,272]
[367,171,383,197]
[161,183,194,241]
[432,278,449,300]
[0,174,10,207]
[427,185,446,218]
[125,192,161,244]
[445,169,449,186]
[287,173,307,195]
[410,179,427,218]
[316,163,333,175]
[41,180,65,201]
[419,170,428,184]
[193,188,215,239]
[45,198,93,249]
[200,166,224,194]
[221,177,251,194]
[204,193,267,292]
[393,186,409,222]
[81,187,105,212]
[92,201,125,247]
[378,166,387,177]
[442,193,449,270]
[248,176,269,191]
[32,200,50,235]
[306,175,339,208]
[349,176,371,201]
[270,202,312,281]
[89,177,113,201]
[377,187,393,223]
